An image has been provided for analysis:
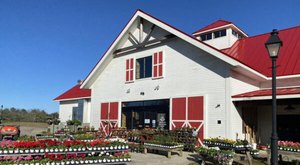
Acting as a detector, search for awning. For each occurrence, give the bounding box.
[232,87,300,101]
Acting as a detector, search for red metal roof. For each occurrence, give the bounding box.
[193,20,232,34]
[222,26,300,77]
[54,84,91,101]
[232,87,300,98]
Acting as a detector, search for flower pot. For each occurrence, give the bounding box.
[40,149,44,153]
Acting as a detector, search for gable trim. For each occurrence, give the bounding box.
[81,9,267,89]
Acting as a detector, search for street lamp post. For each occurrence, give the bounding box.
[265,29,283,165]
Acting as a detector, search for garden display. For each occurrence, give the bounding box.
[277,140,300,152]
[195,147,234,165]
[203,137,252,151]
[0,138,131,165]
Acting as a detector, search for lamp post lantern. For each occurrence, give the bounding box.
[265,29,282,165]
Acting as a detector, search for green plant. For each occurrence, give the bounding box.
[195,147,234,165]
[292,159,300,165]
[66,120,75,125]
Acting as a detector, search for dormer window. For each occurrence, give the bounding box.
[200,33,212,41]
[232,30,243,39]
[214,29,226,38]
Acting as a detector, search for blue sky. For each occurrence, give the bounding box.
[1,0,299,113]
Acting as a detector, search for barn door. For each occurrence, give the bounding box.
[171,96,204,146]
[100,102,119,136]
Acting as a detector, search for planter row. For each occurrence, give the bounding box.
[204,141,253,151]
[144,143,184,149]
[278,147,300,152]
[0,145,129,155]
[0,157,132,165]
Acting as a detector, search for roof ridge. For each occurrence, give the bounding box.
[192,19,233,34]
[239,25,300,40]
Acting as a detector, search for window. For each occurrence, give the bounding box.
[232,30,238,37]
[214,29,226,38]
[136,56,152,79]
[232,30,243,39]
[200,33,212,41]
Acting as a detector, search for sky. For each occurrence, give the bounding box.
[1,0,299,113]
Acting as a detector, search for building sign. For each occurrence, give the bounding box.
[157,113,166,130]
[144,119,150,124]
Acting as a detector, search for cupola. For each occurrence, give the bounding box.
[193,20,248,49]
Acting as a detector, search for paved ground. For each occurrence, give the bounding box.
[127,151,199,165]
[20,126,48,136]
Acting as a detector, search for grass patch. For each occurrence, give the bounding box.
[2,122,48,128]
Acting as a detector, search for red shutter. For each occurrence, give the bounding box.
[158,51,163,77]
[153,51,163,78]
[125,58,134,82]
[101,103,109,120]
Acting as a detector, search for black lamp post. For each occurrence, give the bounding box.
[265,29,283,165]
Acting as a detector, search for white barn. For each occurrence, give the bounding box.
[56,10,300,145]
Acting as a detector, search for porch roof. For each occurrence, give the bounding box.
[232,87,300,101]
[54,84,91,101]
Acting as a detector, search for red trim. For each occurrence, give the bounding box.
[193,20,232,34]
[232,87,300,98]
